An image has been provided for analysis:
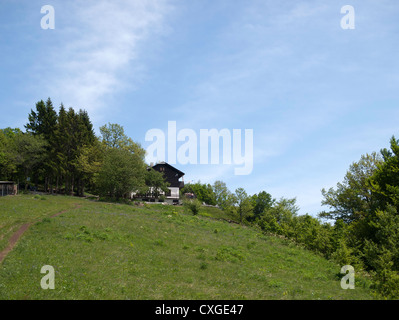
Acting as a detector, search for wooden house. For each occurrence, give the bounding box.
[133,162,185,204]
[152,162,184,203]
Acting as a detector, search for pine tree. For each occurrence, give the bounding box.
[25,98,58,192]
[24,99,100,195]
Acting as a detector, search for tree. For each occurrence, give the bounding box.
[73,141,103,196]
[25,98,58,193]
[235,187,253,223]
[0,129,47,188]
[181,182,216,205]
[361,206,399,298]
[257,197,299,235]
[99,123,145,159]
[95,148,146,200]
[251,191,274,220]
[96,123,147,200]
[369,136,399,212]
[71,109,98,196]
[319,152,382,223]
[144,168,170,199]
[316,137,399,298]
[213,180,236,209]
[270,197,299,223]
[13,133,47,190]
[49,105,98,195]
[23,99,100,195]
[0,129,17,180]
[99,123,126,149]
[25,98,57,139]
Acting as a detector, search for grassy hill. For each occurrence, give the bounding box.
[0,194,375,300]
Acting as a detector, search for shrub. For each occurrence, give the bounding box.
[183,198,201,215]
[330,239,362,268]
[373,269,399,299]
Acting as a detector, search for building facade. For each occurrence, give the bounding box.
[132,162,185,204]
[152,162,184,203]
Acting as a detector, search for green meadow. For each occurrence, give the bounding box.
[0,194,375,300]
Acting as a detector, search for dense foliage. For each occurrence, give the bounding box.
[0,99,156,199]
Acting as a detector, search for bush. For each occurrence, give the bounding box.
[330,240,362,268]
[183,198,201,215]
[373,269,399,299]
[257,211,283,235]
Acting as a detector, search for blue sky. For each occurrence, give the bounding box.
[1,0,399,216]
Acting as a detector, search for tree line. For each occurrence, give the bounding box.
[0,98,168,199]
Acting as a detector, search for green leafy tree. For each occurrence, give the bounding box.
[369,137,399,212]
[99,123,145,159]
[212,180,237,209]
[144,168,170,199]
[73,141,103,196]
[362,206,399,298]
[182,182,216,205]
[96,148,145,200]
[235,187,253,223]
[251,191,274,220]
[99,123,126,149]
[96,123,146,200]
[13,133,47,190]
[269,197,299,223]
[0,129,17,180]
[319,152,382,223]
[0,129,47,188]
[258,197,299,236]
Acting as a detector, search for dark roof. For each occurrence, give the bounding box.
[151,162,185,177]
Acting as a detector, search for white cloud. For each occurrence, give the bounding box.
[37,0,173,122]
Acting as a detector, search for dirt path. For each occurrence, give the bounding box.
[0,204,81,264]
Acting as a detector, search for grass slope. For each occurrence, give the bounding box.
[0,195,375,300]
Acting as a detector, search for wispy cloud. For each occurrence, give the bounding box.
[36,0,173,122]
